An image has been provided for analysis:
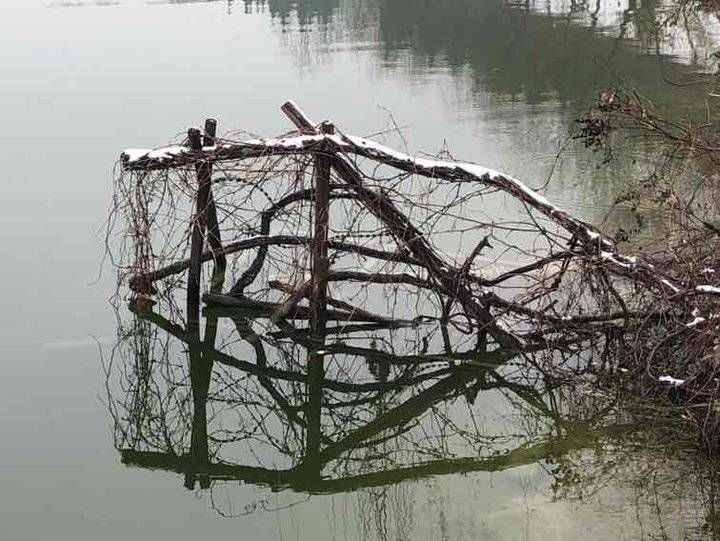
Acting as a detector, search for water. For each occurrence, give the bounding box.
[1,0,719,539]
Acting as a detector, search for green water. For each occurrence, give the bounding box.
[1,0,719,539]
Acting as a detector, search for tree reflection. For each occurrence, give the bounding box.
[107,296,630,492]
[240,0,718,111]
[105,295,720,538]
[242,0,339,26]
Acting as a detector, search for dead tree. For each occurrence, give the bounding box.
[111,100,720,403]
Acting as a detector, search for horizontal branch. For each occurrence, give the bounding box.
[269,280,396,324]
[328,270,432,289]
[203,293,398,324]
[120,419,633,493]
[129,235,420,292]
[121,131,611,249]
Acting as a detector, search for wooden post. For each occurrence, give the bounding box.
[310,121,334,339]
[305,121,333,476]
[202,118,216,147]
[185,338,212,490]
[201,119,227,291]
[185,122,224,490]
[201,119,225,359]
[187,127,204,330]
[187,119,226,329]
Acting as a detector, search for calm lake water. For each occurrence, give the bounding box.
[2,0,720,539]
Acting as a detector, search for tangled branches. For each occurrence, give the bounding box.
[106,100,720,494]
[111,101,679,347]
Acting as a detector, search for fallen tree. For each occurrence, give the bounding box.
[109,100,720,412]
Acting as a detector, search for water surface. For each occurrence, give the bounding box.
[1,0,719,539]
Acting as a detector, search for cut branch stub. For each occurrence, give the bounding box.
[280,100,316,134]
[203,118,217,147]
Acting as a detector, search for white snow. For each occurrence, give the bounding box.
[122,148,150,162]
[686,317,706,327]
[696,285,720,294]
[244,135,325,148]
[661,279,681,293]
[123,145,188,163]
[342,134,561,212]
[658,375,685,386]
[600,251,634,269]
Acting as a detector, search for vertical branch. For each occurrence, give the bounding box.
[303,348,323,475]
[305,123,334,476]
[202,118,227,292]
[185,120,224,489]
[185,125,216,487]
[201,120,224,389]
[187,128,205,330]
[185,336,211,490]
[187,119,224,329]
[310,122,334,339]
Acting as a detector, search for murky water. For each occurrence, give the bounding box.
[2,0,720,539]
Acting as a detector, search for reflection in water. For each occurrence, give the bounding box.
[51,0,719,109]
[246,0,718,109]
[374,0,697,105]
[242,0,339,26]
[532,0,720,64]
[106,297,720,539]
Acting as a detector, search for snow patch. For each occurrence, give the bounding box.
[686,317,706,327]
[660,279,681,293]
[696,285,720,294]
[658,375,685,386]
[245,135,325,148]
[343,135,561,213]
[123,145,188,163]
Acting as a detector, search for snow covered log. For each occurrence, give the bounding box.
[122,129,608,249]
